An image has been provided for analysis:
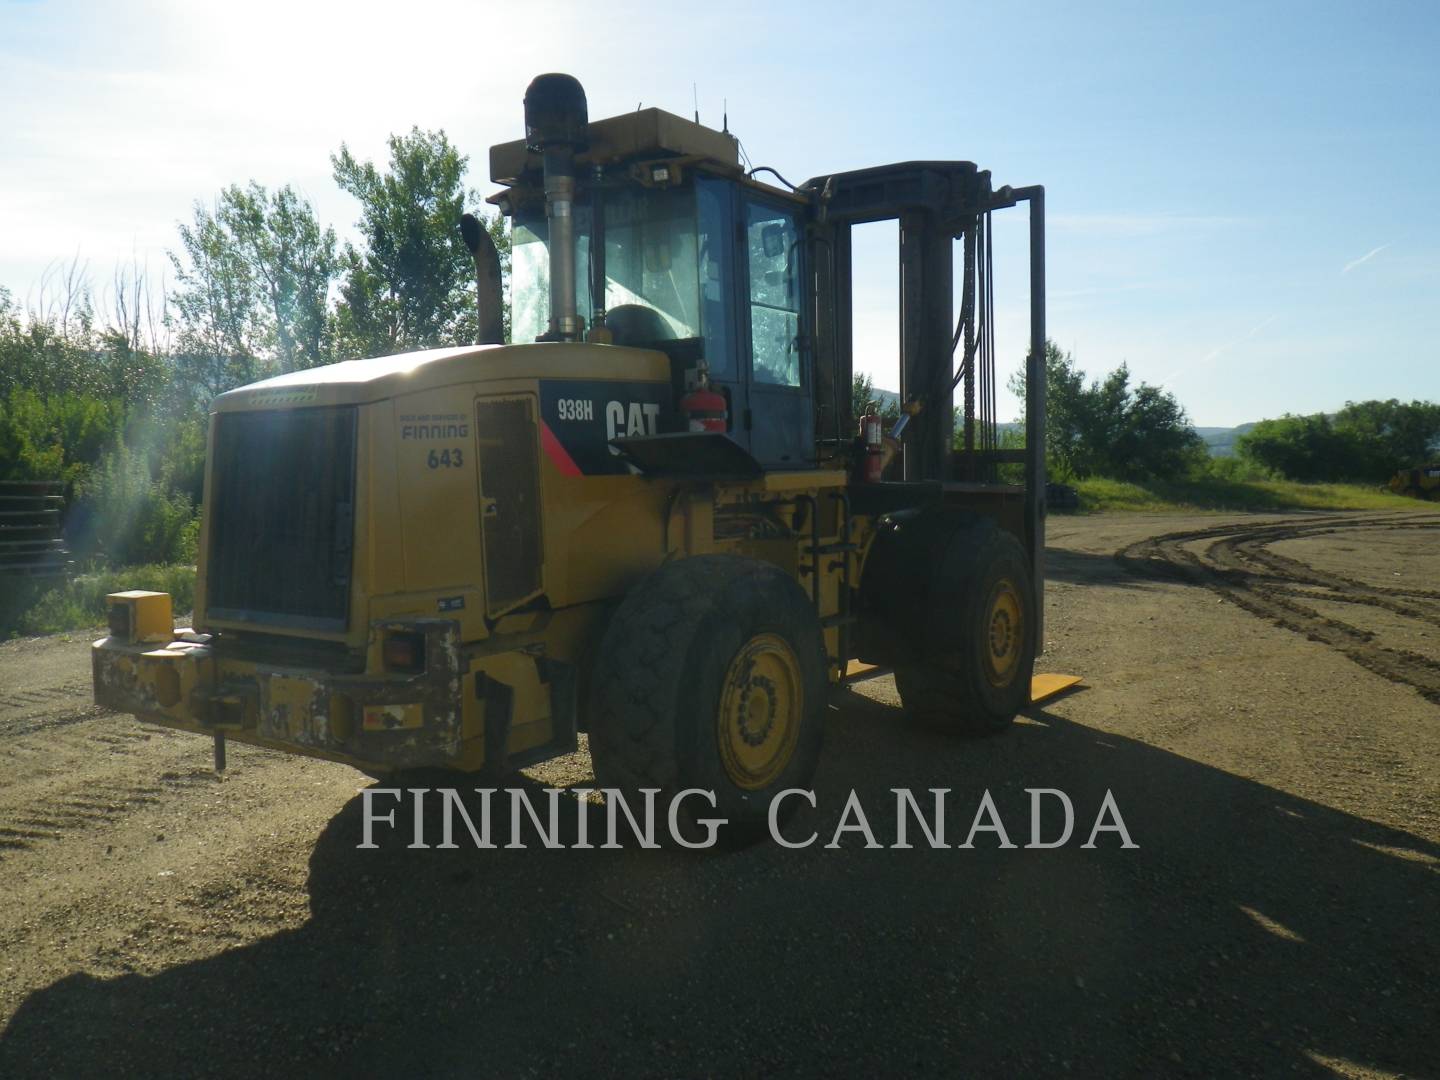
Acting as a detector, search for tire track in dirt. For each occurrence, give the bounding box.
[0,708,160,772]
[1211,529,1440,631]
[0,672,116,747]
[0,704,114,741]
[1117,514,1440,705]
[0,678,93,705]
[1235,536,1440,602]
[0,656,225,860]
[0,769,220,859]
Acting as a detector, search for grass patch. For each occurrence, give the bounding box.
[0,564,195,638]
[1070,476,1420,514]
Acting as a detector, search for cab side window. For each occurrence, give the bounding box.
[745,201,802,388]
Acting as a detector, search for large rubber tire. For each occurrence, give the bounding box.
[894,520,1036,736]
[588,554,827,844]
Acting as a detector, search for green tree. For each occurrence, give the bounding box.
[0,287,82,399]
[169,199,266,396]
[1238,400,1440,483]
[169,183,337,397]
[0,281,159,403]
[851,372,901,429]
[1334,399,1440,476]
[1095,368,1207,479]
[851,371,876,426]
[1009,340,1203,480]
[1011,342,1085,477]
[91,329,171,411]
[217,183,338,371]
[331,128,475,357]
[1237,414,1356,482]
[0,390,129,484]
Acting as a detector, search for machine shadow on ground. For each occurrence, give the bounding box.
[0,694,1435,1077]
[1040,547,1149,589]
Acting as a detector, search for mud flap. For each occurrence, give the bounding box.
[476,658,578,776]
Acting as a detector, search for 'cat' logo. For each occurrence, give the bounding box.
[605,400,661,454]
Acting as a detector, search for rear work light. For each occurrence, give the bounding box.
[107,603,131,640]
[106,591,173,643]
[382,631,427,674]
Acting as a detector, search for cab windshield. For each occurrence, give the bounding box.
[511,185,702,350]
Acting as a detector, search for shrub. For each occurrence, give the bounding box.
[1237,401,1440,483]
[1191,453,1276,483]
[69,442,198,567]
[1,564,197,638]
[0,389,128,484]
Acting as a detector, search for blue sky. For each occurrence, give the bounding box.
[1,0,1436,425]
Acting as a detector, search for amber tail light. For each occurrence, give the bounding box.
[382,631,426,674]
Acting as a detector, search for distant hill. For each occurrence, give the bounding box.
[870,388,901,413]
[1196,423,1257,457]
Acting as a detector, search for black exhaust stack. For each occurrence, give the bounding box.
[524,73,588,341]
[460,213,503,346]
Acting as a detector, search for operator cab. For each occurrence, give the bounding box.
[491,107,814,468]
[486,74,1047,547]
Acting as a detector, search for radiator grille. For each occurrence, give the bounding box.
[476,397,542,615]
[207,407,357,630]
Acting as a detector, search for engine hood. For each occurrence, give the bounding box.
[212,342,670,413]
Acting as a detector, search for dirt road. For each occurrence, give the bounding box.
[0,510,1436,1077]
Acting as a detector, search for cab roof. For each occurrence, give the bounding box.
[489,107,741,185]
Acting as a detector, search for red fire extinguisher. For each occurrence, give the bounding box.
[680,360,728,433]
[861,409,884,483]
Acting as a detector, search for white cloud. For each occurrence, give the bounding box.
[1163,313,1278,386]
[1342,243,1390,273]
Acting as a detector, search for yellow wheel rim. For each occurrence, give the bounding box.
[717,632,803,791]
[983,578,1025,688]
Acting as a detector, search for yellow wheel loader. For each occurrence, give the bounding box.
[1388,464,1440,500]
[93,74,1050,838]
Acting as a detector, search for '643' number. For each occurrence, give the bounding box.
[427,448,464,469]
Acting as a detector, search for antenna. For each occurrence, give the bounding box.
[723,98,728,133]
[693,83,699,124]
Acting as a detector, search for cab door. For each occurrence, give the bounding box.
[740,195,813,467]
[695,177,747,450]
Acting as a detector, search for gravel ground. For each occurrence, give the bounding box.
[0,509,1436,1078]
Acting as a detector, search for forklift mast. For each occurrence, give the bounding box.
[802,162,1047,636]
